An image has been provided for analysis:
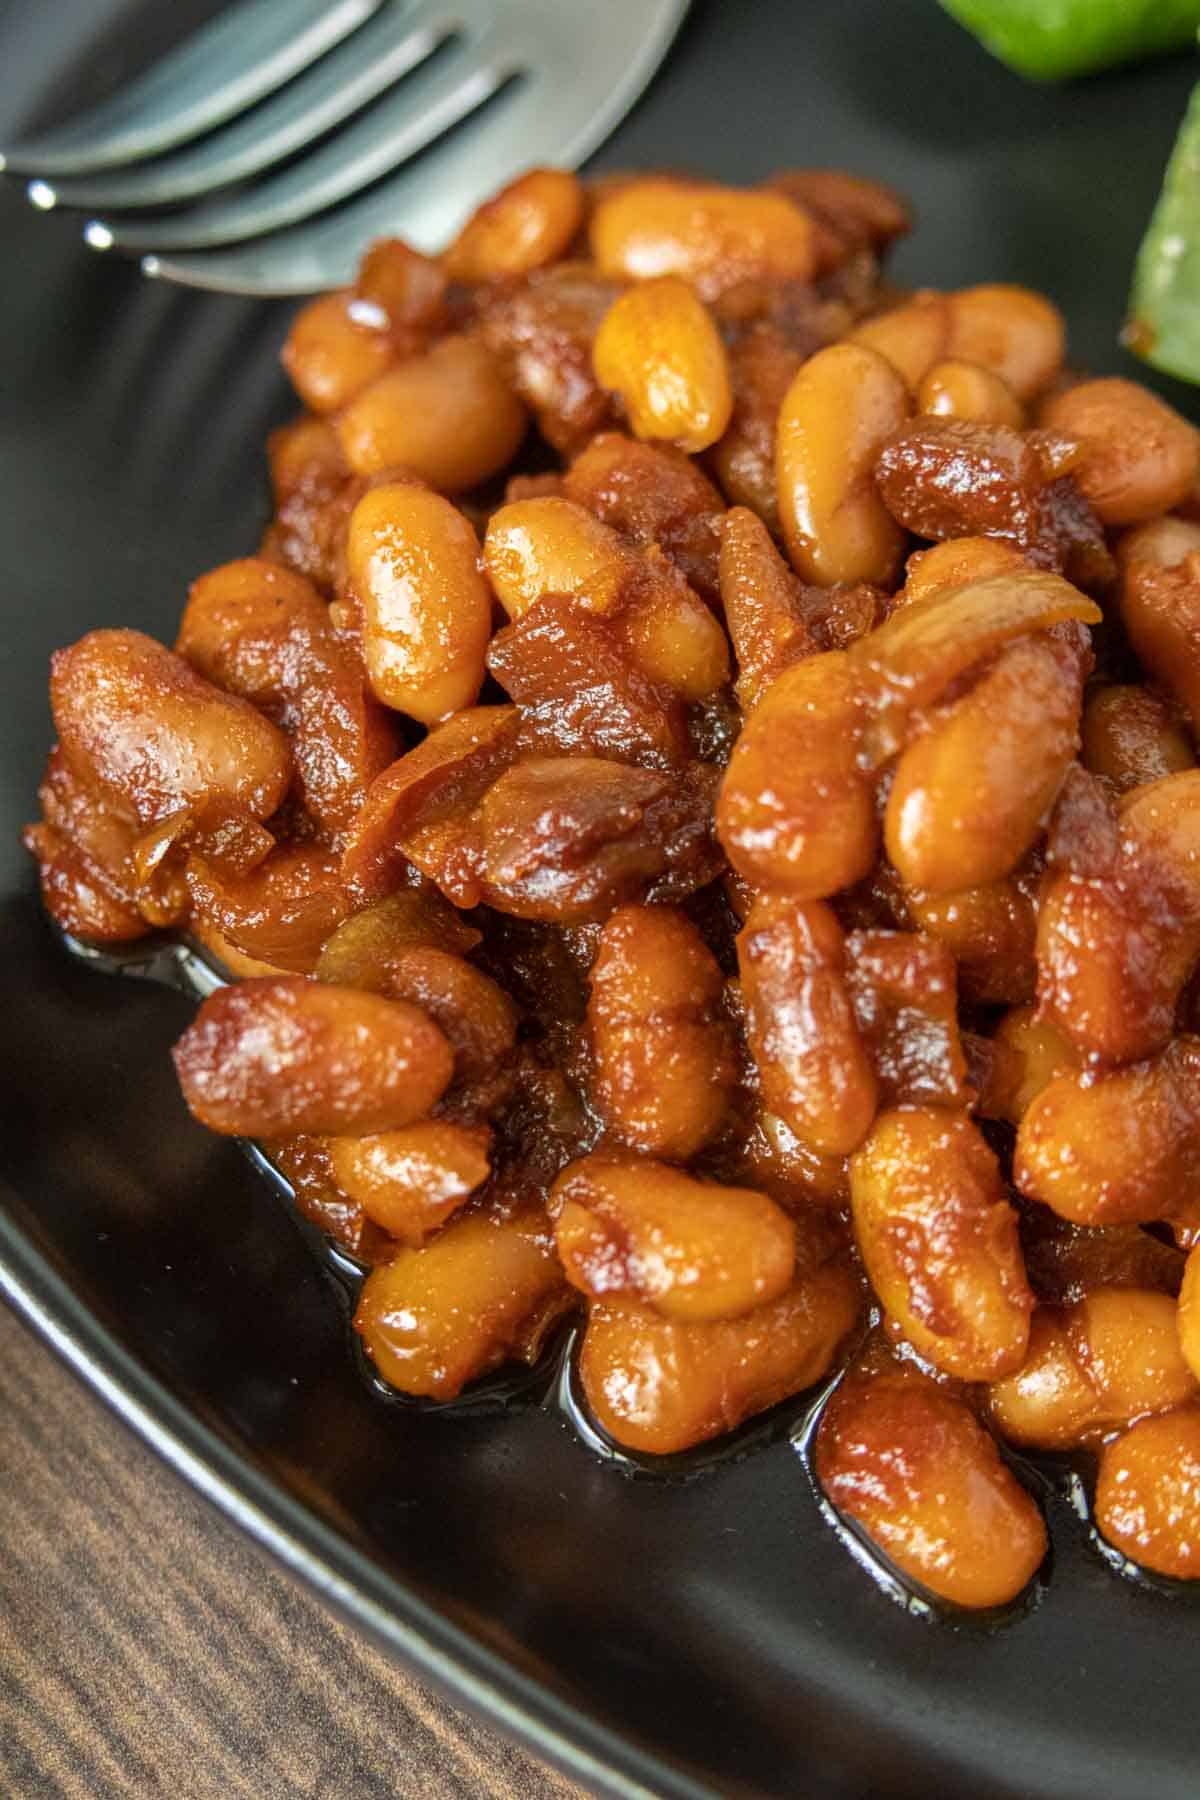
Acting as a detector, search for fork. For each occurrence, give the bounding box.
[1,0,689,296]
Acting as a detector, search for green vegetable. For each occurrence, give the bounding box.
[939,0,1200,81]
[1127,80,1200,383]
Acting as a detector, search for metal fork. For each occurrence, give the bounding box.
[1,0,689,296]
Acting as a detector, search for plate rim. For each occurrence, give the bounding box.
[0,1186,713,1800]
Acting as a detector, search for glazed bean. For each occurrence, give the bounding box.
[874,418,1047,550]
[354,236,448,337]
[1179,1247,1200,1382]
[346,483,492,724]
[442,168,584,282]
[24,746,150,942]
[178,556,399,840]
[562,431,724,603]
[845,930,970,1107]
[898,535,1028,607]
[944,284,1065,402]
[551,1153,795,1323]
[885,631,1086,893]
[767,169,911,260]
[1094,1406,1200,1579]
[619,557,731,700]
[738,896,878,1156]
[775,341,910,587]
[340,705,521,905]
[719,506,818,710]
[483,496,631,619]
[918,358,1023,427]
[589,177,817,302]
[1040,377,1199,526]
[337,335,528,490]
[172,976,453,1138]
[904,878,1037,1006]
[316,889,481,991]
[267,413,347,505]
[184,844,350,974]
[989,1288,1197,1450]
[587,905,734,1159]
[978,1003,1079,1124]
[816,1365,1047,1609]
[281,292,395,415]
[1081,685,1193,793]
[1120,552,1200,729]
[268,1134,385,1260]
[479,756,717,923]
[355,1206,567,1398]
[328,1121,492,1245]
[717,652,877,898]
[592,276,733,453]
[739,1110,850,1210]
[51,628,291,829]
[850,1107,1032,1379]
[849,294,952,390]
[579,1258,860,1454]
[376,946,517,1082]
[1015,1038,1200,1226]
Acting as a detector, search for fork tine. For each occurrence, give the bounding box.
[88,24,512,256]
[27,5,450,214]
[0,0,382,179]
[141,0,690,295]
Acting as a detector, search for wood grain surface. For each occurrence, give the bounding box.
[0,1301,587,1800]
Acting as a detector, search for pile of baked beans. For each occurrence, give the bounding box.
[28,165,1200,1613]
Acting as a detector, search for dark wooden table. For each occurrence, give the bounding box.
[0,1301,586,1800]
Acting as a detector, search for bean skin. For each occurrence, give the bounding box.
[337,334,528,490]
[592,276,733,453]
[1095,1406,1200,1579]
[442,168,584,282]
[172,976,453,1138]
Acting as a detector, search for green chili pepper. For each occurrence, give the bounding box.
[939,0,1200,81]
[1126,81,1200,382]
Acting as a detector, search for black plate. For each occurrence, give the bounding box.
[4,4,1200,1795]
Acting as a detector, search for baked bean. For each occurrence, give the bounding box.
[944,284,1065,402]
[717,652,877,897]
[850,1107,1032,1379]
[874,418,1048,550]
[579,1256,860,1454]
[24,746,150,942]
[1017,1037,1200,1225]
[589,177,817,302]
[337,335,528,490]
[268,1133,386,1260]
[587,905,734,1158]
[918,358,1023,428]
[592,277,733,453]
[178,557,399,840]
[719,506,818,710]
[551,1154,795,1323]
[328,1121,492,1245]
[1040,378,1199,526]
[898,535,1028,607]
[739,1109,850,1210]
[904,878,1036,1006]
[355,1206,567,1398]
[1119,553,1200,729]
[483,495,631,619]
[281,292,395,415]
[816,1364,1047,1609]
[479,756,717,923]
[316,889,481,991]
[340,705,521,905]
[1094,1406,1200,1579]
[1179,1247,1200,1382]
[354,236,448,338]
[184,844,350,974]
[1081,685,1193,793]
[738,896,878,1156]
[767,169,911,261]
[849,294,952,390]
[885,631,1086,893]
[563,431,724,604]
[989,1288,1197,1450]
[51,628,291,829]
[845,930,970,1108]
[267,414,347,506]
[618,558,731,700]
[1117,513,1200,572]
[775,342,910,587]
[978,1003,1079,1124]
[172,976,453,1138]
[375,946,516,1083]
[346,483,492,724]
[442,169,584,282]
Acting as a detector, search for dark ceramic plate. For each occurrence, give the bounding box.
[4,4,1200,1794]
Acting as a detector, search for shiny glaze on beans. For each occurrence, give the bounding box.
[30,164,1200,1609]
